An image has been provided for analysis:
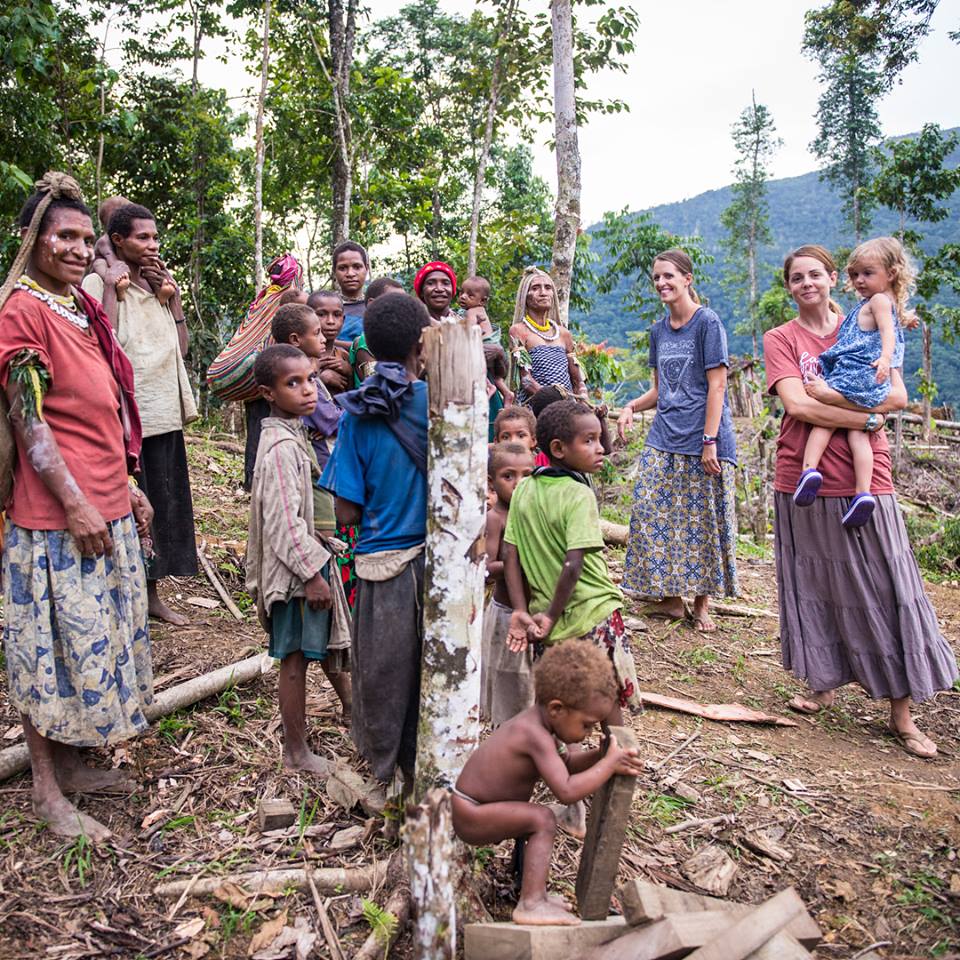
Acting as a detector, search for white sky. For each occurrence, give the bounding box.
[185,0,960,223]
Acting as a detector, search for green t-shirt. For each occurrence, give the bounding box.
[504,475,622,642]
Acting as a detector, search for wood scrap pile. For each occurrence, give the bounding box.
[583,880,822,960]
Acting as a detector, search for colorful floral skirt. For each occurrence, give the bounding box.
[2,515,152,747]
[622,447,738,601]
[335,522,358,611]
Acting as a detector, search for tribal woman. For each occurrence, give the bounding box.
[0,174,154,841]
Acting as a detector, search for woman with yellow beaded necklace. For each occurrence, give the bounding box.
[509,267,587,406]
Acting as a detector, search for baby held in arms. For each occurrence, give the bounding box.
[451,642,643,926]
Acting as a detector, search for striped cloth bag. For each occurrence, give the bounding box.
[206,253,303,403]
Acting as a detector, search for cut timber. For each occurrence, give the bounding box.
[415,319,487,798]
[0,652,271,783]
[600,519,628,546]
[684,888,810,960]
[404,788,457,960]
[617,881,821,948]
[575,725,639,920]
[154,861,387,898]
[639,692,798,727]
[464,917,628,960]
[257,798,297,832]
[682,845,738,896]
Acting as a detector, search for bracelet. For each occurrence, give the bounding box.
[863,413,884,433]
[702,434,718,445]
[175,319,186,325]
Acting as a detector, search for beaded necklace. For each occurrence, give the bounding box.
[522,313,559,341]
[15,275,88,330]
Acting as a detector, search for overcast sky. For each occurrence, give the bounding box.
[194,0,960,224]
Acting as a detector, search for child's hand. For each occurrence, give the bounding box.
[304,570,332,610]
[507,611,535,652]
[531,612,554,641]
[605,734,644,777]
[872,356,890,383]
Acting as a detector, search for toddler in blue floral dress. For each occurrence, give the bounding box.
[794,237,912,528]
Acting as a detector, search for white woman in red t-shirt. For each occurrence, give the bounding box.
[763,244,958,759]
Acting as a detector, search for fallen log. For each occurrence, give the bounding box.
[0,652,272,782]
[712,602,778,619]
[600,519,628,546]
[154,861,387,898]
[184,434,245,455]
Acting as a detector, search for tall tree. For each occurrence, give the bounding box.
[550,0,579,328]
[720,92,781,356]
[253,0,272,288]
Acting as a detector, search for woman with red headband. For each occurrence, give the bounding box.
[413,261,458,323]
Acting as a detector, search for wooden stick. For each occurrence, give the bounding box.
[197,539,245,621]
[651,729,701,771]
[664,814,735,836]
[184,434,245,454]
[711,602,778,619]
[353,881,411,960]
[600,519,628,545]
[154,862,387,898]
[305,866,345,960]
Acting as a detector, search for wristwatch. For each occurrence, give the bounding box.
[702,434,718,445]
[863,413,884,433]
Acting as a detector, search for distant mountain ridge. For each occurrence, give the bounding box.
[572,128,960,405]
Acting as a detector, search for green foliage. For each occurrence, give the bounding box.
[906,515,960,580]
[361,897,399,956]
[61,833,93,887]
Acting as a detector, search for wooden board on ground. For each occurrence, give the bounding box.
[575,725,639,920]
[617,881,821,949]
[464,917,628,960]
[257,798,297,832]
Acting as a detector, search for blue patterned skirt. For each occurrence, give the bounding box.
[622,447,739,600]
[2,516,152,747]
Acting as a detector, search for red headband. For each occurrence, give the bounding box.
[413,261,457,298]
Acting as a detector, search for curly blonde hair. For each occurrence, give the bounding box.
[845,237,916,319]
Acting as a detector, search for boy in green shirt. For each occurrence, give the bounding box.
[503,400,640,723]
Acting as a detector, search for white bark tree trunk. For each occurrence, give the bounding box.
[253,0,272,290]
[550,0,581,328]
[415,319,487,798]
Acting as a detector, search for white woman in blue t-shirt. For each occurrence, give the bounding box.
[616,249,739,632]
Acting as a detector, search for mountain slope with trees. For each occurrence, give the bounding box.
[574,129,960,407]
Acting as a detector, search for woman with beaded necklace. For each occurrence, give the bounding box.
[509,267,587,406]
[0,175,154,842]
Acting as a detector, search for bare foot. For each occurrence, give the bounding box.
[148,596,189,626]
[788,691,835,714]
[283,750,332,776]
[691,614,717,633]
[549,801,587,840]
[642,599,685,621]
[34,794,112,842]
[547,894,571,909]
[513,898,581,926]
[58,765,135,794]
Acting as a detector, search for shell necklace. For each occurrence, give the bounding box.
[15,275,89,330]
[523,313,559,341]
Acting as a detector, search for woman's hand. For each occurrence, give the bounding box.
[901,309,920,330]
[803,376,833,402]
[129,484,154,538]
[617,404,634,443]
[520,374,540,396]
[65,498,113,557]
[702,443,721,475]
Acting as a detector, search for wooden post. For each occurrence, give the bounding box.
[405,789,457,960]
[415,318,488,797]
[575,725,639,920]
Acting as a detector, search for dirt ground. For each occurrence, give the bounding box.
[0,423,957,959]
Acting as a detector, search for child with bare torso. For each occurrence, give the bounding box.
[482,443,535,726]
[462,275,515,406]
[453,641,643,926]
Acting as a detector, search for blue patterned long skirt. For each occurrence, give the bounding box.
[2,515,152,747]
[622,447,739,600]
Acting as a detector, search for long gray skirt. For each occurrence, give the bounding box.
[773,492,958,702]
[350,555,424,782]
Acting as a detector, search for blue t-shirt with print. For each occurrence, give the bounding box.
[645,306,737,465]
[319,380,427,554]
[339,300,366,341]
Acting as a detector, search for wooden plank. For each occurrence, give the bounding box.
[257,798,296,832]
[583,911,739,960]
[683,888,807,960]
[575,726,640,920]
[745,932,810,960]
[464,917,628,960]
[617,881,820,948]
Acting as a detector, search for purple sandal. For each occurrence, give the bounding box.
[842,493,876,528]
[793,468,823,506]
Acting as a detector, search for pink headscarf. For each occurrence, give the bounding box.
[413,261,457,299]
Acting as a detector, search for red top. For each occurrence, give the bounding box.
[0,291,131,529]
[763,318,894,497]
[534,450,550,468]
